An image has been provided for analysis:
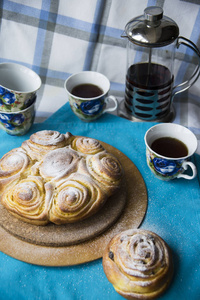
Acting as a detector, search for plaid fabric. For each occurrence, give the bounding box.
[0,0,200,145]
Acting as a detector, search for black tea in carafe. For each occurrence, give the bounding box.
[125,62,174,120]
[126,63,172,89]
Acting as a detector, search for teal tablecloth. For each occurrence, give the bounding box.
[0,103,200,300]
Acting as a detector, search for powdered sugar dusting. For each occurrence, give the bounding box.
[30,130,66,146]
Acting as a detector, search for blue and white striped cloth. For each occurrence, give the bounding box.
[0,0,200,145]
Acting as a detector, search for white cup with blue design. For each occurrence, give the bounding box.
[0,63,41,112]
[144,123,197,181]
[0,98,36,136]
[64,71,118,121]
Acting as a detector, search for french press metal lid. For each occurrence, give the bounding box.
[123,6,179,47]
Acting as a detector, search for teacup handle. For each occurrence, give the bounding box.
[103,95,118,114]
[177,161,197,180]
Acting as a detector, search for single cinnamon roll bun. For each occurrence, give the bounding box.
[86,151,123,195]
[49,173,106,224]
[40,147,80,182]
[71,136,104,155]
[22,130,73,160]
[103,229,174,300]
[0,147,31,193]
[1,176,51,225]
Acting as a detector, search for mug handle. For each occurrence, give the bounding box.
[177,161,197,180]
[172,36,200,99]
[103,95,118,114]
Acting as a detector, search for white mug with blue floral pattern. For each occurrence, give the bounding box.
[0,63,41,112]
[65,71,118,121]
[144,123,197,181]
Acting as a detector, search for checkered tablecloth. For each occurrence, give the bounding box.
[0,0,200,147]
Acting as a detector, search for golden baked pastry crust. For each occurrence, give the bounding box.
[21,130,73,160]
[103,229,174,300]
[0,130,123,225]
[0,148,32,193]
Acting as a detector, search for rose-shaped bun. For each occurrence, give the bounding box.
[86,151,123,195]
[71,137,104,155]
[49,173,106,224]
[1,176,51,225]
[103,229,173,300]
[22,130,73,160]
[40,148,80,182]
[0,147,31,193]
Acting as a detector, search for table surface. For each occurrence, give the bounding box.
[0,1,200,299]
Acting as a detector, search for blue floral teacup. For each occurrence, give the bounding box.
[144,123,197,181]
[0,98,36,135]
[64,71,118,121]
[0,63,41,112]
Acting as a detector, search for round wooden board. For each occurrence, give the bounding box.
[0,142,147,266]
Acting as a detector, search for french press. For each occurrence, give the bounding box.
[119,6,200,122]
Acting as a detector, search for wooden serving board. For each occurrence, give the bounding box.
[0,142,147,266]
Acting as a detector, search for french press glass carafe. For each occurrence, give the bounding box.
[120,6,200,122]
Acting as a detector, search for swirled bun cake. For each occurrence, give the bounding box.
[0,130,123,225]
[103,229,173,300]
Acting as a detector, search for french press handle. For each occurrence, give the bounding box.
[172,36,200,98]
